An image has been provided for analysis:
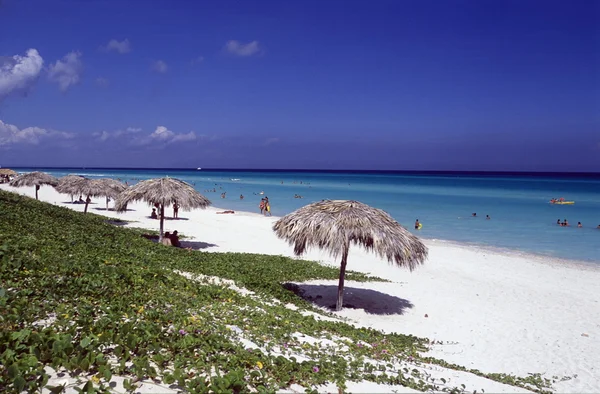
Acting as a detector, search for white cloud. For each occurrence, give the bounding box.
[94,125,196,145]
[171,131,197,142]
[0,48,44,101]
[152,60,168,73]
[150,125,174,140]
[48,51,83,92]
[95,77,109,87]
[224,40,261,57]
[93,127,141,141]
[103,39,131,54]
[0,119,74,146]
[142,126,196,145]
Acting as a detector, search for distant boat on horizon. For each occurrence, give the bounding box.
[197,167,202,170]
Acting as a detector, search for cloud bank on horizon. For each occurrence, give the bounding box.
[0,0,597,171]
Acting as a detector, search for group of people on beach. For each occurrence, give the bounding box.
[150,202,179,219]
[161,231,181,247]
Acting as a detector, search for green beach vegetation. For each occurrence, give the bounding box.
[0,190,555,393]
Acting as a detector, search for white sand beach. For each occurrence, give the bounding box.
[3,183,599,393]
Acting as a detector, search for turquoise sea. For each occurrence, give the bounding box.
[12,168,600,263]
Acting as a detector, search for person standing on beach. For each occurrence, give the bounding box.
[259,198,265,214]
[265,201,272,216]
[173,202,179,219]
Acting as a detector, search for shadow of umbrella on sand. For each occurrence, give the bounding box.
[273,200,428,311]
[283,283,414,315]
[114,177,211,242]
[9,171,58,200]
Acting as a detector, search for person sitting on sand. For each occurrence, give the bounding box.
[170,230,181,247]
[161,232,172,246]
[151,208,158,219]
[78,196,85,203]
[216,210,235,214]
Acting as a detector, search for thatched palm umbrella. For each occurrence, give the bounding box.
[273,200,428,311]
[114,177,211,241]
[78,179,109,213]
[0,168,17,176]
[97,178,128,210]
[55,175,87,202]
[0,168,17,183]
[9,171,59,200]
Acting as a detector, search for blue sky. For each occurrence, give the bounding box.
[0,0,598,171]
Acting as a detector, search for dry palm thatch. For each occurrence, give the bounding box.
[55,175,88,202]
[77,179,111,213]
[0,168,17,176]
[96,178,128,210]
[9,171,59,200]
[273,200,428,311]
[114,177,211,240]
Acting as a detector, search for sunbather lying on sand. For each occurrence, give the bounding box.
[216,210,235,214]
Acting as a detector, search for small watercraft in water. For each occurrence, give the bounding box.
[550,198,575,205]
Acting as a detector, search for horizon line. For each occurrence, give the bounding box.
[2,166,599,176]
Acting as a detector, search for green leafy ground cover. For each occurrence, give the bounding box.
[0,190,555,393]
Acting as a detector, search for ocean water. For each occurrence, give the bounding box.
[13,168,600,263]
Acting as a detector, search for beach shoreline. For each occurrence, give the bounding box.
[207,201,600,271]
[2,183,600,392]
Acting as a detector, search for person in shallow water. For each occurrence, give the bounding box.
[472,212,477,217]
[577,222,582,228]
[486,215,491,220]
[414,219,420,229]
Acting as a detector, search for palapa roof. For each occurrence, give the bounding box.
[9,171,58,187]
[273,199,428,270]
[97,178,128,199]
[54,175,88,195]
[0,168,17,176]
[114,177,211,212]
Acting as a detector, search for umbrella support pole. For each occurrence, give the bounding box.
[336,247,349,311]
[106,197,109,211]
[84,196,90,213]
[159,204,165,242]
[35,185,40,200]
